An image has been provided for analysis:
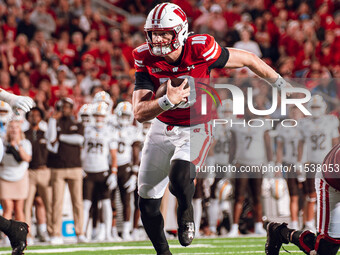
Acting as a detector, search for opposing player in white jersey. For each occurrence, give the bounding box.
[82,102,118,241]
[276,105,305,230]
[228,108,273,237]
[297,95,339,232]
[112,101,143,240]
[206,99,234,235]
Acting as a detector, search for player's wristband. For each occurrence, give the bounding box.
[158,94,175,111]
[132,165,139,173]
[272,74,287,89]
[111,167,117,174]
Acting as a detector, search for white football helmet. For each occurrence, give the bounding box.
[93,91,113,112]
[270,178,288,200]
[218,99,233,118]
[115,101,134,127]
[215,179,233,202]
[307,95,327,117]
[144,2,188,56]
[78,103,93,126]
[0,101,12,123]
[92,102,109,128]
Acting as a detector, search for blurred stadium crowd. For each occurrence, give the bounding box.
[0,0,338,247]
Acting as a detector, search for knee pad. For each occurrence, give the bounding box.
[139,197,162,217]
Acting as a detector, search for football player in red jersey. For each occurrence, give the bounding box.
[265,143,340,255]
[132,3,292,255]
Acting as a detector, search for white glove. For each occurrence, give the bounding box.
[106,173,118,190]
[124,175,137,193]
[10,95,35,115]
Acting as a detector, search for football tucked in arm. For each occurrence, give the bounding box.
[154,78,188,99]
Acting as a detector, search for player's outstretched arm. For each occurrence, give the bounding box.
[0,88,35,114]
[225,48,293,90]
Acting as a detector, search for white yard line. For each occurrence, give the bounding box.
[0,244,214,254]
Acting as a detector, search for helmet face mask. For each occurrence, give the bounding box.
[119,113,133,127]
[307,95,327,118]
[115,101,134,127]
[93,114,106,128]
[92,102,109,128]
[144,3,188,57]
[78,104,94,126]
[218,99,233,119]
[80,114,92,125]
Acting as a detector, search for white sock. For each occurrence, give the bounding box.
[208,199,219,233]
[123,221,131,235]
[101,199,113,238]
[255,222,264,232]
[291,221,298,229]
[112,226,119,237]
[305,220,315,228]
[38,223,47,234]
[99,223,105,232]
[83,200,92,234]
[192,199,202,236]
[231,223,238,232]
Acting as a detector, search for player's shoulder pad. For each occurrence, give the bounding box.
[187,34,219,61]
[132,43,150,67]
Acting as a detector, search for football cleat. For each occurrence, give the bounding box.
[178,222,195,247]
[265,221,289,255]
[6,220,28,255]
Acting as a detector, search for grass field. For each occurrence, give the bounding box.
[0,236,326,255]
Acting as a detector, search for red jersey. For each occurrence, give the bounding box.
[323,143,340,191]
[133,34,227,126]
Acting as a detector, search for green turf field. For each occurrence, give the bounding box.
[0,236,327,255]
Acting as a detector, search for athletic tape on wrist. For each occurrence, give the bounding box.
[158,94,175,111]
[273,74,287,89]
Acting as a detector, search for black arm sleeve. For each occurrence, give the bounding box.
[6,145,22,163]
[209,47,230,70]
[134,72,154,92]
